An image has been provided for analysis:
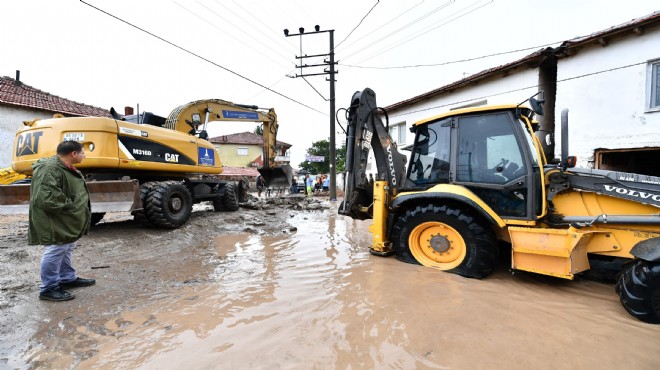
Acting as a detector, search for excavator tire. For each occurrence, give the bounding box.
[391,204,498,279]
[91,212,105,226]
[132,182,158,226]
[615,259,660,324]
[223,182,240,211]
[212,182,239,212]
[144,181,192,229]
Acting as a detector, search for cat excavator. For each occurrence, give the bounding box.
[0,99,292,228]
[339,88,660,323]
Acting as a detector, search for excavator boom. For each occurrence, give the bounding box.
[164,99,293,187]
[340,88,407,220]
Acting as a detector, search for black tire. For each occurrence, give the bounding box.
[132,182,157,226]
[222,182,240,212]
[144,181,193,229]
[91,212,105,226]
[212,183,239,212]
[615,259,660,324]
[237,178,249,203]
[390,204,498,279]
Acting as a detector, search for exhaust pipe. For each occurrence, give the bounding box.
[561,109,569,162]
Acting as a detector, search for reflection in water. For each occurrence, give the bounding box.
[24,207,660,369]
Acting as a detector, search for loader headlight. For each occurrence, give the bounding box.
[88,143,95,152]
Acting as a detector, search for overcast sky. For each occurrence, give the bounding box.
[1,0,657,166]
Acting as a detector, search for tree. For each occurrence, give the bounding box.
[253,125,263,135]
[299,140,346,174]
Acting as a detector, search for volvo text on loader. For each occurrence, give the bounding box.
[0,99,292,228]
[339,88,660,323]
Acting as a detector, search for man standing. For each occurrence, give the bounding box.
[256,175,266,198]
[305,174,313,197]
[29,140,95,301]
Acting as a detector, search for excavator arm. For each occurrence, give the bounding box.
[165,99,292,187]
[339,88,407,220]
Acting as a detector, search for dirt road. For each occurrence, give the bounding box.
[1,195,659,369]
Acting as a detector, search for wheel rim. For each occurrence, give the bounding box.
[169,194,183,213]
[408,221,466,269]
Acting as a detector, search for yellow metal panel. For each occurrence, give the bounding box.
[371,181,392,253]
[413,105,519,126]
[509,226,592,279]
[395,184,506,227]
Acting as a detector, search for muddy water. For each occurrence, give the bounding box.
[19,209,660,369]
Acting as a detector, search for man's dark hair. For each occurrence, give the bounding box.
[56,140,83,156]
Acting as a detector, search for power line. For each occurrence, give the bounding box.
[339,40,563,70]
[335,0,426,55]
[223,0,298,55]
[387,61,646,118]
[353,0,493,66]
[79,0,326,116]
[336,0,380,49]
[173,1,292,70]
[341,0,455,61]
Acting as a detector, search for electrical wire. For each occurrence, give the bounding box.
[387,61,647,118]
[353,0,493,66]
[303,77,329,101]
[79,0,326,116]
[336,0,380,49]
[182,1,293,68]
[335,0,426,55]
[341,0,455,61]
[339,40,563,70]
[222,0,298,55]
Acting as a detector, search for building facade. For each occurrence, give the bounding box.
[0,73,109,167]
[381,11,660,176]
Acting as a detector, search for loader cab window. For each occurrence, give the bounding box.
[407,119,451,185]
[456,112,528,218]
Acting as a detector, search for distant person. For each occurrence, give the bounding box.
[323,175,330,191]
[256,175,266,197]
[29,140,95,302]
[316,176,323,193]
[305,174,313,197]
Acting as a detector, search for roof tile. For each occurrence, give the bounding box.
[0,76,110,117]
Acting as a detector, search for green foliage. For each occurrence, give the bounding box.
[254,125,263,135]
[299,139,346,174]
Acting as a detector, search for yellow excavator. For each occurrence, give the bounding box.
[0,99,292,228]
[339,88,660,323]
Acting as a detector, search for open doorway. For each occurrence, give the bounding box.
[594,148,660,176]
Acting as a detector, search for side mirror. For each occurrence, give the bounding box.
[559,156,577,171]
[529,96,545,116]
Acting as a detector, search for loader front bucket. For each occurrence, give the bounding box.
[0,179,141,215]
[259,164,294,189]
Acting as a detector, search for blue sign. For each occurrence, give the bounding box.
[198,147,215,166]
[222,110,259,120]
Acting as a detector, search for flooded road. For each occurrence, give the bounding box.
[2,203,660,369]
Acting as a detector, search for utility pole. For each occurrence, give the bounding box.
[284,26,338,201]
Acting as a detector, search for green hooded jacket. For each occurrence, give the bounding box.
[28,156,91,245]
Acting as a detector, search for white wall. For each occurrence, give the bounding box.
[385,67,540,148]
[0,106,56,167]
[366,67,540,173]
[555,30,660,167]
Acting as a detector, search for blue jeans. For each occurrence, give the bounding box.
[40,242,77,293]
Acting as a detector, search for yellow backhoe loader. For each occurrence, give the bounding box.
[339,88,660,324]
[0,99,292,228]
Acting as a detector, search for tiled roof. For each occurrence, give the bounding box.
[0,76,110,117]
[385,10,660,112]
[218,166,260,180]
[209,131,292,148]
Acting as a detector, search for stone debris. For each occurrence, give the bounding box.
[241,194,332,211]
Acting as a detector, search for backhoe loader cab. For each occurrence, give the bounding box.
[340,88,660,324]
